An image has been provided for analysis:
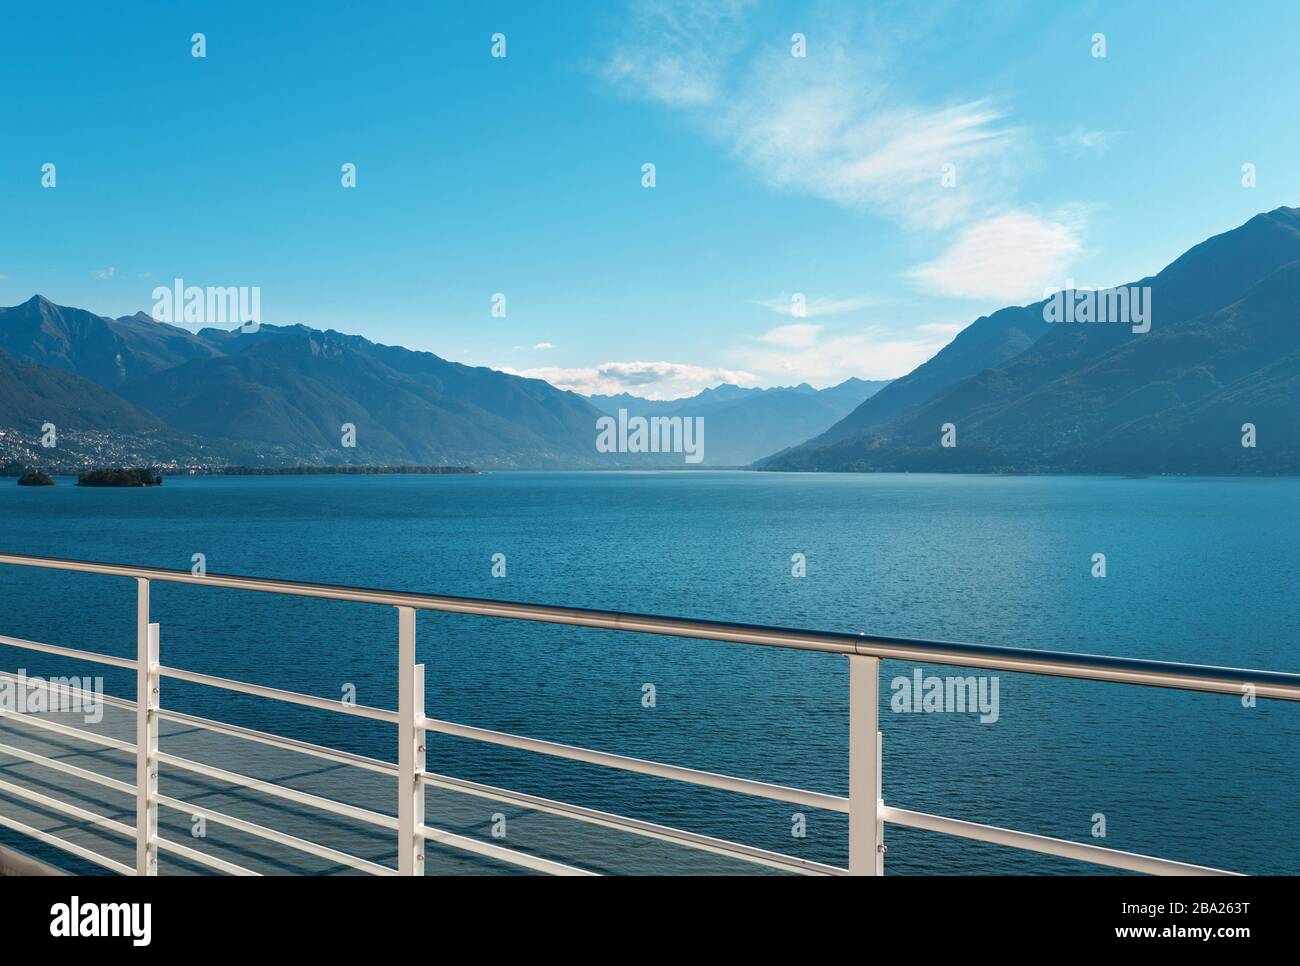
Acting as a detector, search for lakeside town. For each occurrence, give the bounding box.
[0,426,478,478]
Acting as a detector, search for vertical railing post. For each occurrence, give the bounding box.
[414,662,426,867]
[397,606,424,875]
[848,654,882,875]
[135,578,159,875]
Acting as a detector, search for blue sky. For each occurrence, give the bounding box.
[2,0,1297,397]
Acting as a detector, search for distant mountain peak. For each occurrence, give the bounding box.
[14,294,56,313]
[762,204,1300,473]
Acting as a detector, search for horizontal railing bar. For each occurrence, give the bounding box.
[422,716,848,812]
[47,681,397,775]
[0,813,133,876]
[153,726,607,874]
[157,707,398,776]
[173,714,838,875]
[419,822,597,876]
[0,775,135,840]
[162,755,593,876]
[0,706,136,754]
[0,740,136,796]
[157,666,398,723]
[3,551,1298,701]
[420,770,846,875]
[0,633,135,670]
[154,835,261,876]
[1,686,839,875]
[155,751,398,830]
[0,671,136,712]
[879,805,1241,876]
[156,794,394,876]
[0,551,1290,877]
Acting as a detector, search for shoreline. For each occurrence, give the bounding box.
[180,465,479,476]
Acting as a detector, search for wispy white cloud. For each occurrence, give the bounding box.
[757,323,823,348]
[1058,128,1121,157]
[733,321,956,383]
[507,319,960,395]
[754,294,877,318]
[908,209,1084,302]
[505,360,761,399]
[594,1,1087,379]
[598,2,1021,231]
[598,0,754,108]
[916,321,964,336]
[728,93,1018,230]
[532,342,556,350]
[92,267,115,280]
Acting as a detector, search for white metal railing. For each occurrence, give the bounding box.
[1,550,1299,876]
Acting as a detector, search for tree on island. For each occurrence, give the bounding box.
[17,470,55,486]
[76,468,163,487]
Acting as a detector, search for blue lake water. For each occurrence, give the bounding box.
[1,471,1297,874]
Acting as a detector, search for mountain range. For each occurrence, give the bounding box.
[0,296,887,471]
[761,206,1300,474]
[587,378,888,465]
[2,206,1297,475]
[0,298,610,469]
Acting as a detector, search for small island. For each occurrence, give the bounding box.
[77,468,163,487]
[17,470,55,486]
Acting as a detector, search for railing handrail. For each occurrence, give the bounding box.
[0,550,1292,876]
[2,550,1298,702]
